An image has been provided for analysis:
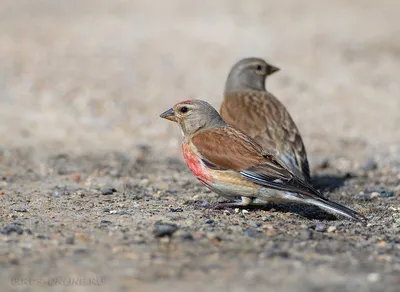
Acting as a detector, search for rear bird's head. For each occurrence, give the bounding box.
[225,57,280,93]
[160,100,226,136]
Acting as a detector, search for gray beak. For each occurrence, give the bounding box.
[267,64,280,75]
[160,108,177,122]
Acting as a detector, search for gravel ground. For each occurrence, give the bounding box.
[0,1,399,291]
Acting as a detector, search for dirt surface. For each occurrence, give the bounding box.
[0,1,399,291]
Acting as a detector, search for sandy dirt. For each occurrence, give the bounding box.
[0,1,399,291]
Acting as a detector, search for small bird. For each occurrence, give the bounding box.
[160,100,365,221]
[220,57,311,182]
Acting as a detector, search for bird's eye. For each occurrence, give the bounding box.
[180,106,189,113]
[255,64,263,71]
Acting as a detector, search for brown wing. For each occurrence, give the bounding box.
[192,127,300,182]
[220,91,310,182]
[193,127,313,195]
[192,127,264,171]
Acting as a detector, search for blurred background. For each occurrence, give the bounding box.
[0,0,399,160]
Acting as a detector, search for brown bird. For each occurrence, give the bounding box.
[220,57,311,183]
[160,99,366,221]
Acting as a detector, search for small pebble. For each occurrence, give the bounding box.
[101,187,117,196]
[327,226,337,233]
[52,186,70,197]
[70,173,81,183]
[300,229,313,240]
[208,233,223,244]
[107,210,129,215]
[367,273,380,283]
[365,187,394,198]
[100,220,112,225]
[169,207,183,212]
[370,192,380,198]
[361,159,378,170]
[247,221,261,228]
[242,209,249,214]
[180,232,194,241]
[200,200,210,207]
[153,222,179,238]
[13,208,27,213]
[223,210,231,215]
[65,237,75,245]
[8,254,19,265]
[269,250,290,258]
[138,179,150,187]
[1,223,24,235]
[204,219,214,224]
[75,233,90,242]
[354,193,372,200]
[378,190,394,198]
[234,208,240,213]
[159,236,171,244]
[244,229,258,238]
[315,223,327,232]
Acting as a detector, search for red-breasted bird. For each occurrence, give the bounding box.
[160,100,366,221]
[220,57,311,182]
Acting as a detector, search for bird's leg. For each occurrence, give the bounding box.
[212,196,252,209]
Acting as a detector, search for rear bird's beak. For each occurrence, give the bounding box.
[267,65,280,75]
[160,108,177,122]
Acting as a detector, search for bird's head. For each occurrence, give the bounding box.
[225,57,279,93]
[160,100,226,136]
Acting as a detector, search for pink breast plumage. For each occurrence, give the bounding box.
[181,143,212,184]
